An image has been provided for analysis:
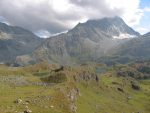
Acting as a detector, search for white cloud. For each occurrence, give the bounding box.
[143,7,150,12]
[105,0,142,26]
[135,27,149,34]
[35,30,51,38]
[133,7,150,34]
[51,0,71,13]
[0,0,142,35]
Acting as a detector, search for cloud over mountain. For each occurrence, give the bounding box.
[0,0,142,35]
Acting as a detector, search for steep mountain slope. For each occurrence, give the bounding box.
[72,16,140,40]
[98,32,150,65]
[0,22,43,64]
[16,17,140,65]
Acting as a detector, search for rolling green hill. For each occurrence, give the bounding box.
[0,62,149,113]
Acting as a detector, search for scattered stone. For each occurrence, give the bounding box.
[25,100,30,103]
[24,106,32,113]
[50,105,54,108]
[126,96,132,102]
[127,96,132,100]
[14,98,23,104]
[70,103,77,113]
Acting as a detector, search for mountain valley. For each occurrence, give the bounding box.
[0,16,150,113]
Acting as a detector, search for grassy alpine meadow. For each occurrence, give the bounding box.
[0,62,150,113]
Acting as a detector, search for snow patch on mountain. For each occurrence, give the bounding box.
[0,32,12,40]
[113,34,136,39]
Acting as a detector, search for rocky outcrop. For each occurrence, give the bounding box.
[67,88,80,113]
[73,71,99,82]
[51,66,64,72]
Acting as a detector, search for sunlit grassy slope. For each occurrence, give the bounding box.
[0,62,149,113]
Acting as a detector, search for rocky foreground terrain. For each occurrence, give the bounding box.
[0,61,150,113]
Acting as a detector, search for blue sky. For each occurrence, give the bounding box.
[133,0,150,34]
[140,0,150,8]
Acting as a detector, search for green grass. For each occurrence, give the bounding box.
[76,74,150,113]
[0,63,149,113]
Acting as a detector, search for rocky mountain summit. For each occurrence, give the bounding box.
[16,17,141,66]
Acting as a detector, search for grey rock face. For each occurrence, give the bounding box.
[97,32,150,65]
[73,16,140,38]
[0,22,43,65]
[19,16,140,65]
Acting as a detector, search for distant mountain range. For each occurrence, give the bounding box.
[97,32,150,65]
[0,22,43,65]
[0,16,149,66]
[15,16,142,66]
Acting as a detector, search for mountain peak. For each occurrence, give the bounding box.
[0,22,35,35]
[72,16,140,38]
[87,16,124,24]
